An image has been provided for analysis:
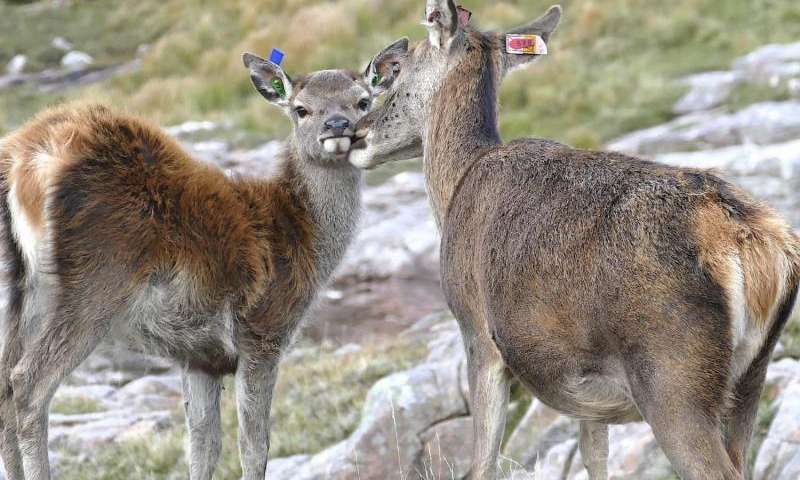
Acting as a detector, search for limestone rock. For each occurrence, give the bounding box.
[60,51,94,70]
[673,71,741,114]
[6,54,27,75]
[608,101,800,155]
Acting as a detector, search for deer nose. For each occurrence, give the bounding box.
[324,116,350,135]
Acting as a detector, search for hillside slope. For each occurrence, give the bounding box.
[2,0,800,147]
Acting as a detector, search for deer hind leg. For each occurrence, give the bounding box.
[463,331,512,480]
[627,361,741,480]
[724,358,767,477]
[0,291,24,480]
[579,420,609,480]
[10,290,113,480]
[182,366,223,480]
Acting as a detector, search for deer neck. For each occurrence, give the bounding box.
[423,43,502,226]
[282,144,363,282]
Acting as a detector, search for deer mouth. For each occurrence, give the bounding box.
[349,129,369,151]
[319,135,354,159]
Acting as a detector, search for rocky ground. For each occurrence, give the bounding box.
[2,41,800,480]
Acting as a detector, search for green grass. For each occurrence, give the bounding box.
[780,311,800,358]
[56,340,425,480]
[2,0,800,148]
[49,396,107,415]
[726,81,794,111]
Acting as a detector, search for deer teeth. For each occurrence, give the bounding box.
[323,137,351,154]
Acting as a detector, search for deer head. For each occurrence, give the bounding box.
[348,2,561,169]
[243,53,378,165]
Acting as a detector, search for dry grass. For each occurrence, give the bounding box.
[3,1,800,148]
[56,340,425,480]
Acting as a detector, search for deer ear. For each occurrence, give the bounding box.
[364,38,409,97]
[243,52,294,107]
[503,5,562,74]
[424,0,459,50]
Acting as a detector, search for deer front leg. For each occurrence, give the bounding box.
[182,367,223,480]
[465,334,511,480]
[579,420,609,480]
[235,353,280,480]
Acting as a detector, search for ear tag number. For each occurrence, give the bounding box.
[505,35,547,55]
[271,77,286,98]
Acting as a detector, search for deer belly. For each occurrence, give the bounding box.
[494,332,639,423]
[123,286,239,375]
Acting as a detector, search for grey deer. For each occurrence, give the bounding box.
[349,2,800,479]
[0,54,384,480]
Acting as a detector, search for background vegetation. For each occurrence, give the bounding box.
[2,0,800,148]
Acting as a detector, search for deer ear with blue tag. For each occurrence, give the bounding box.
[243,48,294,108]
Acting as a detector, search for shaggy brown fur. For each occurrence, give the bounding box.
[0,59,372,479]
[1,105,319,370]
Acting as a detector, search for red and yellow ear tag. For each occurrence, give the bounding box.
[456,6,472,27]
[505,35,548,55]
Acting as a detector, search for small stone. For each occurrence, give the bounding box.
[6,54,27,75]
[52,37,74,51]
[333,343,362,357]
[61,51,94,71]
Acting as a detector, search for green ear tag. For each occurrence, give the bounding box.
[372,73,382,88]
[271,77,286,98]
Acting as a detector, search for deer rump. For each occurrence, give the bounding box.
[441,138,800,423]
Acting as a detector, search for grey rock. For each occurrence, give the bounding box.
[223,141,284,177]
[112,375,182,411]
[284,359,468,480]
[265,455,311,479]
[60,51,94,70]
[340,172,439,280]
[535,438,578,480]
[414,416,473,480]
[424,320,463,364]
[673,71,741,114]
[49,409,173,449]
[6,54,27,75]
[114,375,182,398]
[69,347,174,387]
[569,423,672,480]
[53,384,116,405]
[734,42,800,85]
[333,343,363,357]
[165,120,221,138]
[52,37,74,51]
[608,101,800,155]
[504,400,578,470]
[754,380,800,480]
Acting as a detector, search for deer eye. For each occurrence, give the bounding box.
[294,106,309,118]
[357,99,371,111]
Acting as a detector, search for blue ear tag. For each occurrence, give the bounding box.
[270,48,285,66]
[268,48,287,98]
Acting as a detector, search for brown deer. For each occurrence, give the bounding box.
[349,2,800,479]
[0,53,383,480]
